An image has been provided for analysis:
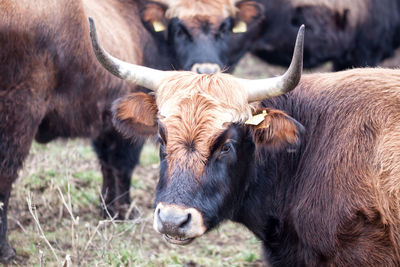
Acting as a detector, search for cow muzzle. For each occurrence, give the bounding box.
[191,63,221,74]
[153,203,207,245]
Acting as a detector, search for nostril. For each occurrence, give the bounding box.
[179,213,191,229]
[211,66,220,73]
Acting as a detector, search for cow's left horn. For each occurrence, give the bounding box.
[89,17,170,91]
[238,25,305,102]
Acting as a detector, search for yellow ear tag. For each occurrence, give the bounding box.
[232,21,247,33]
[245,110,268,126]
[152,20,166,32]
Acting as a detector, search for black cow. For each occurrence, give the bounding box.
[252,0,400,70]
[140,0,265,73]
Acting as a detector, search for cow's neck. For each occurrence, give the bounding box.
[233,149,303,264]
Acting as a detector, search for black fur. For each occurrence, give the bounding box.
[155,125,256,230]
[252,0,400,70]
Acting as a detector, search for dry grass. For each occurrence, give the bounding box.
[8,139,262,266]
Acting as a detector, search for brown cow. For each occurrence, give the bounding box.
[0,0,166,261]
[91,20,400,266]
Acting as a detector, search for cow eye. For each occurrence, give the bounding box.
[220,142,232,155]
[219,21,228,34]
[216,18,232,38]
[176,23,192,41]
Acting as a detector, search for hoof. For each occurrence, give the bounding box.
[0,242,16,263]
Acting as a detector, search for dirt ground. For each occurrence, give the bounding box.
[6,50,400,266]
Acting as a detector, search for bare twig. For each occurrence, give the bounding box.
[57,182,82,264]
[81,221,104,258]
[39,250,44,267]
[56,185,78,224]
[124,201,139,220]
[105,190,130,206]
[62,254,72,267]
[8,216,27,233]
[27,193,60,263]
[99,189,117,226]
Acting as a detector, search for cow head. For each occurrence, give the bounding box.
[89,18,304,245]
[254,0,352,69]
[140,0,265,73]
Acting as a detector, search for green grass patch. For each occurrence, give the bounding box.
[139,142,160,166]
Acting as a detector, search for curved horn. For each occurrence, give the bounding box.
[89,17,170,91]
[238,25,305,102]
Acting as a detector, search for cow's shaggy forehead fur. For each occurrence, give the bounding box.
[158,0,236,20]
[156,72,252,177]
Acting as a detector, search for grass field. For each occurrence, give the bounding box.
[9,139,265,266]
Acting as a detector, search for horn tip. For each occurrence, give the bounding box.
[88,17,95,33]
[297,24,305,40]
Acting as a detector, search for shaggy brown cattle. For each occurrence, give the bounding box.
[92,20,400,266]
[252,0,400,70]
[0,0,169,261]
[140,0,265,73]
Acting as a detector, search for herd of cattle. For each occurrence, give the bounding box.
[1,0,400,265]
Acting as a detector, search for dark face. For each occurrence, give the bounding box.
[153,124,256,244]
[253,1,350,68]
[141,1,264,73]
[167,17,231,73]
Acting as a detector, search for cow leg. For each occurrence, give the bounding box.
[92,129,144,219]
[0,132,44,262]
[0,91,47,261]
[0,182,14,262]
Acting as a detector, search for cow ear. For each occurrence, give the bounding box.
[112,92,158,139]
[233,1,264,33]
[247,108,304,151]
[140,2,168,36]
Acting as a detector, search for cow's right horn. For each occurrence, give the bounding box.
[238,25,305,102]
[88,17,170,91]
